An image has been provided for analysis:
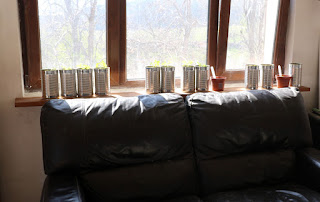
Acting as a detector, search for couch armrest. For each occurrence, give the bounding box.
[41,175,86,202]
[309,112,320,148]
[296,148,320,191]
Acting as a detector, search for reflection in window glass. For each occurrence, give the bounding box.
[127,0,209,79]
[38,0,106,68]
[226,0,279,70]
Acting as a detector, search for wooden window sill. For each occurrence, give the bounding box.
[15,85,311,108]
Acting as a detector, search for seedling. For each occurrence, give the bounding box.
[96,61,108,69]
[161,61,173,67]
[182,60,194,67]
[62,67,73,70]
[197,62,208,67]
[77,64,91,70]
[150,60,161,67]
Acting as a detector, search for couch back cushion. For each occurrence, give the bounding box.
[40,94,197,200]
[186,88,312,195]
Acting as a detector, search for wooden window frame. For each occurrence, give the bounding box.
[18,0,42,90]
[18,0,290,90]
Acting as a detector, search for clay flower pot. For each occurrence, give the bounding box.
[211,76,226,91]
[276,75,292,88]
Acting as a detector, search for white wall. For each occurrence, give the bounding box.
[0,0,45,201]
[0,0,319,201]
[285,0,320,109]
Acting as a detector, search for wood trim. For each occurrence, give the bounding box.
[18,0,42,90]
[107,0,121,85]
[15,85,311,107]
[18,0,29,87]
[15,97,49,107]
[273,0,290,75]
[216,0,231,76]
[207,0,220,71]
[119,0,127,84]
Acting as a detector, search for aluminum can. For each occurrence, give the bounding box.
[77,69,93,97]
[195,65,210,91]
[261,64,274,89]
[289,63,302,87]
[245,64,260,90]
[161,66,175,93]
[41,69,59,98]
[145,66,161,94]
[182,65,195,93]
[60,69,77,98]
[94,68,110,96]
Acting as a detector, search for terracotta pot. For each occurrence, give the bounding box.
[276,75,292,88]
[211,76,226,91]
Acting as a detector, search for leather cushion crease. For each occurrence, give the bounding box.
[40,88,320,201]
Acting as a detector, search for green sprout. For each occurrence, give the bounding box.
[197,62,208,67]
[96,61,108,69]
[62,66,73,70]
[182,60,194,66]
[150,60,161,67]
[77,64,91,70]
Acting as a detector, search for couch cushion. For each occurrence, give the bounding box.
[198,150,295,194]
[80,158,197,201]
[202,183,320,202]
[186,88,312,195]
[186,88,312,159]
[41,94,198,199]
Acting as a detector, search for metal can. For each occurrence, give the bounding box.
[260,64,274,89]
[182,65,195,93]
[77,69,93,97]
[161,66,175,93]
[289,63,302,87]
[245,64,260,90]
[94,67,110,96]
[195,65,210,91]
[145,66,161,94]
[41,69,59,98]
[59,69,77,98]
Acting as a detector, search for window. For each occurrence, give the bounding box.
[226,0,279,70]
[126,0,209,80]
[38,0,106,68]
[18,0,291,90]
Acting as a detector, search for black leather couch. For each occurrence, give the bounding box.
[40,88,320,201]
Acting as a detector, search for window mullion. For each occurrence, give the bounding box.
[107,0,122,85]
[273,0,290,75]
[119,0,126,84]
[207,0,220,73]
[18,0,42,90]
[216,0,231,76]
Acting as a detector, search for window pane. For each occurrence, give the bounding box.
[127,0,209,80]
[226,0,279,70]
[38,0,106,68]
